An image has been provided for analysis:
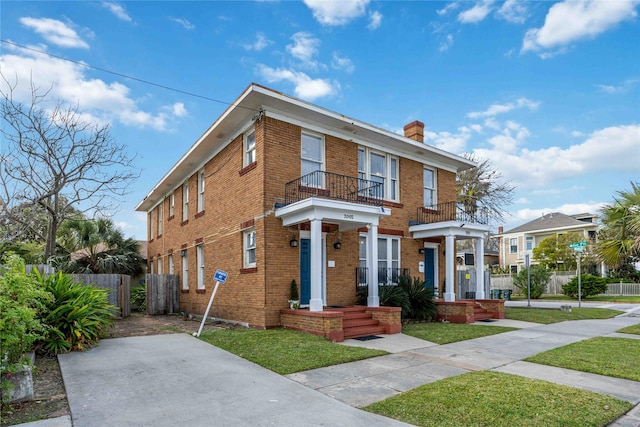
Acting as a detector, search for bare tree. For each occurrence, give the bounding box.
[456,153,515,225]
[1,77,139,261]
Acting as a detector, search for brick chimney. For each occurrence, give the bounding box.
[498,226,504,234]
[403,120,424,143]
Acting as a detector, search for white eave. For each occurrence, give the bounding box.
[135,83,476,212]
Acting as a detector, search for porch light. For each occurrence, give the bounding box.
[418,248,425,255]
[333,239,341,250]
[290,237,298,248]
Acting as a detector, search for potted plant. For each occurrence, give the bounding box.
[288,279,300,309]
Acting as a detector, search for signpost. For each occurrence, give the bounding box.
[525,253,531,308]
[194,269,228,338]
[569,242,587,308]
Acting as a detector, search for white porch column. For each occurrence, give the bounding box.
[309,219,323,312]
[475,236,486,299]
[367,224,379,307]
[444,233,456,302]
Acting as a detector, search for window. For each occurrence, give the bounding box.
[157,204,163,236]
[168,254,174,274]
[301,132,324,187]
[244,229,256,268]
[182,181,189,221]
[525,236,534,251]
[150,259,154,274]
[149,210,154,240]
[510,265,518,274]
[196,245,204,290]
[169,192,175,217]
[423,168,436,207]
[181,251,188,290]
[359,234,401,285]
[244,130,256,166]
[197,169,205,213]
[509,238,518,254]
[358,147,399,201]
[157,258,163,275]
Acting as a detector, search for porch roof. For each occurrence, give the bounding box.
[409,221,491,240]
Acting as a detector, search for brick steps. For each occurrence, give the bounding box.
[343,325,387,340]
[334,307,387,340]
[473,304,494,321]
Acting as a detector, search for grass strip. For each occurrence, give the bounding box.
[510,295,640,303]
[402,322,516,344]
[525,337,640,381]
[505,307,622,324]
[199,328,387,374]
[617,323,640,335]
[364,371,631,427]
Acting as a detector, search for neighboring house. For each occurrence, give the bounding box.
[496,212,598,273]
[135,83,492,336]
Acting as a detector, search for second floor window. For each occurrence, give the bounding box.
[169,192,175,217]
[157,204,163,236]
[149,210,154,240]
[525,236,534,251]
[301,132,324,187]
[424,168,435,207]
[182,181,189,221]
[181,251,188,290]
[244,130,256,166]
[244,229,256,268]
[510,238,518,254]
[197,169,205,212]
[358,148,399,201]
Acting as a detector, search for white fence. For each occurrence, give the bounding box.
[490,273,640,296]
[604,282,640,296]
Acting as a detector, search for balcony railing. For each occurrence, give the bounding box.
[356,267,410,289]
[415,201,490,225]
[284,171,383,207]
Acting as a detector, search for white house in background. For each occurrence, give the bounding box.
[496,212,598,273]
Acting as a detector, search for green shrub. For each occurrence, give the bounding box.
[0,255,52,401]
[563,274,609,299]
[512,266,551,299]
[34,271,115,354]
[131,284,146,312]
[398,275,437,321]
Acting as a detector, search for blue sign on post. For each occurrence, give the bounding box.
[569,241,587,248]
[214,269,228,283]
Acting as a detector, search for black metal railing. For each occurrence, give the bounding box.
[284,171,383,206]
[415,201,490,225]
[356,267,410,289]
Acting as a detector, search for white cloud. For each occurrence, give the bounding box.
[522,0,640,56]
[423,126,473,153]
[171,18,195,30]
[286,32,320,68]
[468,97,540,119]
[368,11,382,30]
[243,32,272,51]
[331,53,355,73]
[439,34,454,52]
[256,65,337,101]
[102,2,132,22]
[0,45,183,131]
[437,2,459,16]
[20,17,89,49]
[172,103,188,117]
[303,0,369,26]
[597,78,639,94]
[496,0,528,24]
[487,120,530,152]
[458,0,496,24]
[570,130,586,137]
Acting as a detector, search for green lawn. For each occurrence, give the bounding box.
[618,324,640,335]
[364,371,631,427]
[525,337,640,381]
[510,294,640,303]
[198,328,387,374]
[402,322,516,344]
[505,307,623,324]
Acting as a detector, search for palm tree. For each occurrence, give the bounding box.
[598,182,640,273]
[53,218,145,275]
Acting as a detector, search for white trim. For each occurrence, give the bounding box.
[423,166,437,206]
[244,129,256,167]
[243,228,257,268]
[181,252,189,290]
[196,245,205,290]
[197,169,205,213]
[182,181,189,222]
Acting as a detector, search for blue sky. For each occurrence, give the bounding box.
[1,0,639,239]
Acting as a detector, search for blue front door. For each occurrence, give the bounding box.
[300,238,311,305]
[424,248,436,295]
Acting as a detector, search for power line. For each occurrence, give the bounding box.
[0,39,259,112]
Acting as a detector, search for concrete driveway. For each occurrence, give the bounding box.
[57,334,412,427]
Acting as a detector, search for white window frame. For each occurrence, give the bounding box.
[244,130,256,167]
[196,245,205,290]
[150,259,155,274]
[423,167,437,207]
[509,238,518,254]
[157,258,163,275]
[168,254,174,275]
[169,192,175,217]
[359,234,401,285]
[181,251,188,290]
[157,203,163,236]
[301,131,325,187]
[358,147,399,202]
[525,236,534,251]
[243,229,256,268]
[197,169,205,213]
[149,210,154,240]
[182,181,189,222]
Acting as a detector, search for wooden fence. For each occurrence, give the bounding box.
[71,274,131,318]
[146,274,180,315]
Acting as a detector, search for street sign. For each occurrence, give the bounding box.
[214,269,228,283]
[573,247,584,253]
[569,241,587,248]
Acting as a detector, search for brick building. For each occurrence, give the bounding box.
[136,83,494,338]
